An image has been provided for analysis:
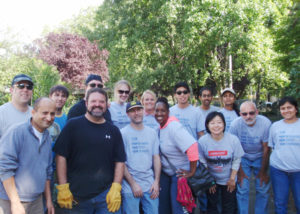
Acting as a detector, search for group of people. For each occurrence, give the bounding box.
[0,73,299,214]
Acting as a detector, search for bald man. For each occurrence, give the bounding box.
[0,98,56,214]
[229,101,272,214]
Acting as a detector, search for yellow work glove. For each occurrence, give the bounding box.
[106,182,122,212]
[56,183,73,209]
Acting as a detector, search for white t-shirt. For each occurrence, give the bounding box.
[268,119,300,172]
[219,108,239,131]
[170,104,203,140]
[229,115,271,160]
[199,105,220,133]
[198,133,244,185]
[109,102,130,129]
[33,126,43,145]
[121,125,159,193]
[159,118,196,176]
[0,102,32,138]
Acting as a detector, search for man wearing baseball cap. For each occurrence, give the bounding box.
[67,74,112,122]
[120,101,161,214]
[0,74,34,138]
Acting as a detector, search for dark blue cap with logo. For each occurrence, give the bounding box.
[11,74,33,86]
[126,101,143,112]
[85,74,102,85]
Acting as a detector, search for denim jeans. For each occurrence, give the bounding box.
[207,184,237,214]
[58,188,121,214]
[122,192,158,214]
[237,157,270,214]
[159,172,189,214]
[270,166,300,214]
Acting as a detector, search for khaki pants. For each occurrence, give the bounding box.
[0,195,43,214]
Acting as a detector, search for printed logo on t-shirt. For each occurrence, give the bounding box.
[105,135,111,139]
[208,151,228,156]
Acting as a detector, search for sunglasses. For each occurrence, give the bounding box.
[241,111,256,116]
[118,90,130,95]
[176,90,189,95]
[15,83,33,90]
[89,83,103,88]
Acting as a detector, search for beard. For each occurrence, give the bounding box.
[87,106,104,118]
[244,118,256,126]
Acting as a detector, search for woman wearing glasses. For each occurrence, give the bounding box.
[219,88,239,131]
[140,90,159,131]
[109,80,131,129]
[268,97,300,214]
[198,111,244,214]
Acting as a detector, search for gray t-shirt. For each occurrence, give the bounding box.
[229,115,271,160]
[219,108,239,131]
[159,118,196,176]
[268,119,300,172]
[143,114,159,132]
[109,102,130,129]
[170,104,203,140]
[121,125,159,193]
[0,102,32,138]
[198,133,244,185]
[199,105,220,133]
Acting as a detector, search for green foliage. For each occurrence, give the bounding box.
[274,2,300,101]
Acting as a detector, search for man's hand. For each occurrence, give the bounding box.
[56,183,73,209]
[106,182,122,212]
[149,180,159,199]
[11,201,25,214]
[237,168,249,187]
[131,182,143,198]
[46,199,55,214]
[256,170,269,186]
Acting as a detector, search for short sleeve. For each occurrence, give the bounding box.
[152,132,160,155]
[262,118,272,143]
[171,122,195,153]
[112,128,126,162]
[53,122,73,159]
[268,124,275,148]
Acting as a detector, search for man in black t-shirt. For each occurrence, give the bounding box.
[67,74,112,122]
[54,88,125,213]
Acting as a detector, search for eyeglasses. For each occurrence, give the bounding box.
[118,90,130,95]
[89,83,103,88]
[176,90,189,95]
[15,83,33,90]
[241,111,256,116]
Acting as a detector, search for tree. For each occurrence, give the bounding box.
[274,2,300,101]
[36,33,109,89]
[86,0,290,101]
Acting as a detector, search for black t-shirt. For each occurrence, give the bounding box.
[53,116,126,201]
[67,99,112,122]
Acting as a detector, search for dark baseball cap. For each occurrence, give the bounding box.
[126,101,143,112]
[85,74,102,85]
[11,74,33,86]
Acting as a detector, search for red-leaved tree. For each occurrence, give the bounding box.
[36,33,109,88]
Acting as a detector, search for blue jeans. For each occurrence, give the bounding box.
[58,188,121,214]
[270,166,300,214]
[122,192,158,214]
[237,158,270,214]
[159,172,189,214]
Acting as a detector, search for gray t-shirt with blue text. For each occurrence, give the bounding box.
[109,102,130,129]
[229,115,271,160]
[170,104,203,140]
[121,125,159,193]
[268,119,300,172]
[219,108,239,131]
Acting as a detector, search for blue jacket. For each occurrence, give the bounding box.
[0,119,53,202]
